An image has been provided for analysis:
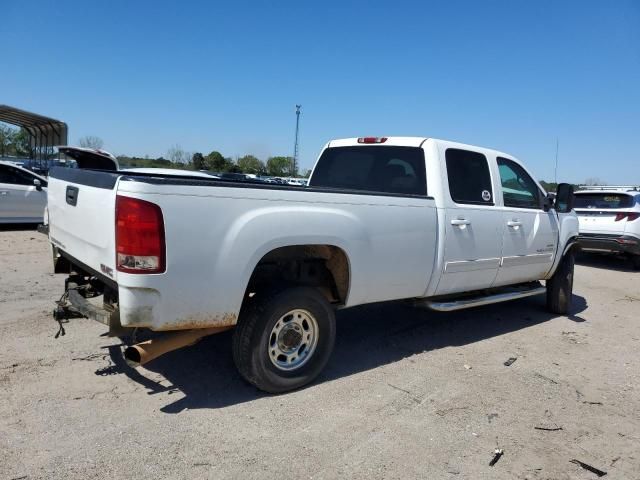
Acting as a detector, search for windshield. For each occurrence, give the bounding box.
[574,193,635,209]
[310,146,427,196]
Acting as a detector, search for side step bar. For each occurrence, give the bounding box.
[416,284,546,312]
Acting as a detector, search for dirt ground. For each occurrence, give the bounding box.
[1,227,639,480]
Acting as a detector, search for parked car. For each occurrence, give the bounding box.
[574,186,640,268]
[0,160,48,224]
[45,137,577,393]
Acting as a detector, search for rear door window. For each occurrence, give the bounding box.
[497,157,542,209]
[310,146,427,196]
[445,149,493,205]
[574,193,635,209]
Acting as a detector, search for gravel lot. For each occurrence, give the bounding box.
[1,227,639,479]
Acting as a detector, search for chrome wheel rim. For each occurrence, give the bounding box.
[268,309,319,371]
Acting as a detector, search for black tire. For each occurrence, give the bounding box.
[232,287,336,393]
[546,250,575,314]
[631,255,640,270]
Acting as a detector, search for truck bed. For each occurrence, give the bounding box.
[47,167,438,331]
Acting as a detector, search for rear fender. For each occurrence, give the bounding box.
[215,205,364,314]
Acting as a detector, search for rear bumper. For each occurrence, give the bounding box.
[55,250,237,332]
[577,234,640,255]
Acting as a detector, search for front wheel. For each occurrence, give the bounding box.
[546,250,575,314]
[232,287,336,393]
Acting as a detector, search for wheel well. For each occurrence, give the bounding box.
[245,245,350,305]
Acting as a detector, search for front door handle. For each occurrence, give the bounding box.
[451,218,471,226]
[507,220,522,227]
[0,190,9,196]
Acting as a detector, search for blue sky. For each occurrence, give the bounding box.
[2,0,639,182]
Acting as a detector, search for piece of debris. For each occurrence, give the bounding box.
[610,457,620,467]
[534,426,563,431]
[583,401,603,405]
[503,357,517,366]
[489,449,504,466]
[464,364,472,370]
[487,413,499,423]
[534,372,559,385]
[570,459,607,477]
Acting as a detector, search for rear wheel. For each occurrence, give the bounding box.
[232,287,336,393]
[631,254,640,270]
[546,250,575,314]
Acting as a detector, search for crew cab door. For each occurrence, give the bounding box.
[435,148,503,295]
[493,157,558,286]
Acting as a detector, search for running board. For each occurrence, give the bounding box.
[416,285,546,312]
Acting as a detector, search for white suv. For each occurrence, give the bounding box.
[575,186,640,269]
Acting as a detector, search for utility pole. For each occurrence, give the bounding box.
[292,105,301,176]
[554,138,559,185]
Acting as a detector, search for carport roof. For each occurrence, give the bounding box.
[0,104,68,137]
[0,105,68,163]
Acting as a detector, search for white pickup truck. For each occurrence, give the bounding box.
[47,138,578,392]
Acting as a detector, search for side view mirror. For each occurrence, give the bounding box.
[33,179,42,191]
[555,183,574,213]
[542,193,554,212]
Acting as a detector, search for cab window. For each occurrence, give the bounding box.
[445,149,494,205]
[497,157,541,209]
[311,146,427,196]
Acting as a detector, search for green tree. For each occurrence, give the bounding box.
[78,135,104,149]
[192,152,205,170]
[0,124,15,157]
[13,128,31,157]
[205,151,228,171]
[0,125,32,158]
[227,163,243,173]
[267,156,293,177]
[237,155,264,174]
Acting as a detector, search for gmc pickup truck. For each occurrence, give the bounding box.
[47,138,577,393]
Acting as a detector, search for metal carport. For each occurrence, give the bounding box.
[0,104,68,171]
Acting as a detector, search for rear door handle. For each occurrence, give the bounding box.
[0,190,8,196]
[507,220,522,227]
[451,218,471,226]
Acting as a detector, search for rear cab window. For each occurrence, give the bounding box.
[445,149,494,205]
[310,146,427,196]
[574,193,635,209]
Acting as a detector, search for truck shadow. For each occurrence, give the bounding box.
[106,294,587,413]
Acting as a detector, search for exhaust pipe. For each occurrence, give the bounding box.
[124,326,232,367]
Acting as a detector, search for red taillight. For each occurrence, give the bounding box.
[116,196,165,274]
[615,212,639,222]
[357,137,388,144]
